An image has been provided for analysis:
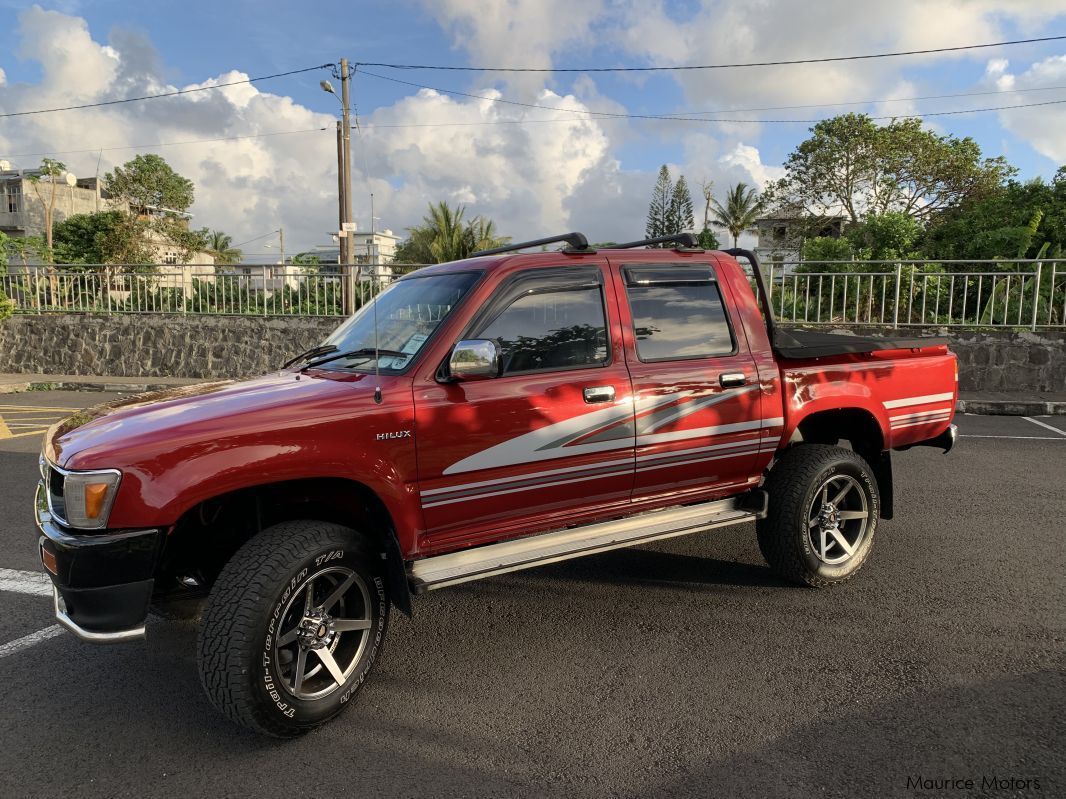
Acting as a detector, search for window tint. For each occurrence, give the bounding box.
[625,275,734,361]
[476,285,608,374]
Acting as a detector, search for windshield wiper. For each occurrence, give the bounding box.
[299,348,408,372]
[282,343,338,369]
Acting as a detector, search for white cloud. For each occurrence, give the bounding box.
[992,55,1066,163]
[5,1,1066,258]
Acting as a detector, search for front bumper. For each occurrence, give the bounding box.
[36,482,162,643]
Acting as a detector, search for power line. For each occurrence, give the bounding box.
[0,127,330,160]
[360,67,1066,123]
[356,97,1066,129]
[355,35,1066,73]
[0,64,332,119]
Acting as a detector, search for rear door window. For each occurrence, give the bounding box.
[622,265,735,362]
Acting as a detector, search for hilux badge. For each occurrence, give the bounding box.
[376,430,413,441]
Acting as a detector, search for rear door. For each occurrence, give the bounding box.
[413,263,635,552]
[613,260,765,505]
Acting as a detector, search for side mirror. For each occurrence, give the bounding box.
[449,339,501,380]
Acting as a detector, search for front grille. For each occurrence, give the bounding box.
[47,465,67,522]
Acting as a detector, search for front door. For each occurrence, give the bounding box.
[413,264,635,553]
[612,260,764,505]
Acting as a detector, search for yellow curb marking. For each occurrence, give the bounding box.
[0,408,68,440]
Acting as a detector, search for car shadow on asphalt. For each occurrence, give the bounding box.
[511,546,791,591]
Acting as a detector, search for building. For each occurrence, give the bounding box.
[0,167,109,238]
[0,163,214,291]
[753,214,848,274]
[306,226,401,266]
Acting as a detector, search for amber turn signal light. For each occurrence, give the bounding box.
[41,545,58,576]
[84,483,111,519]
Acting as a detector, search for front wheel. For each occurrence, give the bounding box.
[757,444,879,587]
[197,520,390,737]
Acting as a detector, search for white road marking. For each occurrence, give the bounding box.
[960,435,1066,441]
[0,625,64,659]
[1022,417,1066,437]
[0,568,53,596]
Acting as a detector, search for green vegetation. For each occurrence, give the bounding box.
[710,183,764,248]
[26,158,67,259]
[199,229,243,264]
[645,165,697,245]
[766,113,1011,228]
[0,231,12,321]
[393,201,509,263]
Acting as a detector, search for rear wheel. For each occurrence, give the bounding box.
[757,444,879,587]
[197,520,389,737]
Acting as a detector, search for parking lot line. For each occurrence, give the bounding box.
[0,625,63,660]
[0,568,53,596]
[962,434,1066,440]
[1023,416,1066,436]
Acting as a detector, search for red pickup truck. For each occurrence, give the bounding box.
[35,233,957,736]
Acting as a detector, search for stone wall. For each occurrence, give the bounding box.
[818,326,1066,392]
[0,314,339,379]
[0,314,1063,391]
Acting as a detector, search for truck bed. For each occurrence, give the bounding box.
[772,327,949,359]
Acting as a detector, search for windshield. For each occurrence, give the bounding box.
[320,271,481,372]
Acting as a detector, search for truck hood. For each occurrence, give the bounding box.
[46,370,382,470]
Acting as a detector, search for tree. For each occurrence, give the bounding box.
[646,165,673,242]
[104,154,194,213]
[4,235,46,267]
[52,211,155,265]
[395,202,509,263]
[26,158,67,258]
[201,229,243,264]
[669,175,695,235]
[0,232,11,321]
[923,171,1066,261]
[800,236,854,263]
[710,182,764,248]
[766,113,1013,227]
[846,212,923,260]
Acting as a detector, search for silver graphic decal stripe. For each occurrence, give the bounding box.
[884,392,955,409]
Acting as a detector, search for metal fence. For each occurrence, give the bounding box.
[3,259,1066,329]
[0,264,424,317]
[750,259,1066,330]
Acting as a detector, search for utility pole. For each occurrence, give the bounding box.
[323,58,356,313]
[278,227,284,266]
[340,57,354,273]
[335,120,346,266]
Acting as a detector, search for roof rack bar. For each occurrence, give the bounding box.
[472,232,590,258]
[613,233,700,250]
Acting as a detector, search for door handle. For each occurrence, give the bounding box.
[719,372,747,388]
[583,385,616,404]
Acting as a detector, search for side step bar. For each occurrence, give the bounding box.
[408,496,761,593]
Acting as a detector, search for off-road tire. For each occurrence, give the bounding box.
[757,444,879,587]
[197,520,389,737]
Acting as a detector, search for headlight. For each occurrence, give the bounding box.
[60,469,122,530]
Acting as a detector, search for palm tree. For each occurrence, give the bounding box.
[710,183,764,247]
[204,230,243,264]
[403,202,510,263]
[425,201,468,263]
[465,216,509,254]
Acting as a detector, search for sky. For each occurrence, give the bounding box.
[2,0,1066,258]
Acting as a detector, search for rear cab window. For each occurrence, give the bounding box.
[621,264,736,362]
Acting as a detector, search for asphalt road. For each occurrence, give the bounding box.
[0,392,1063,798]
